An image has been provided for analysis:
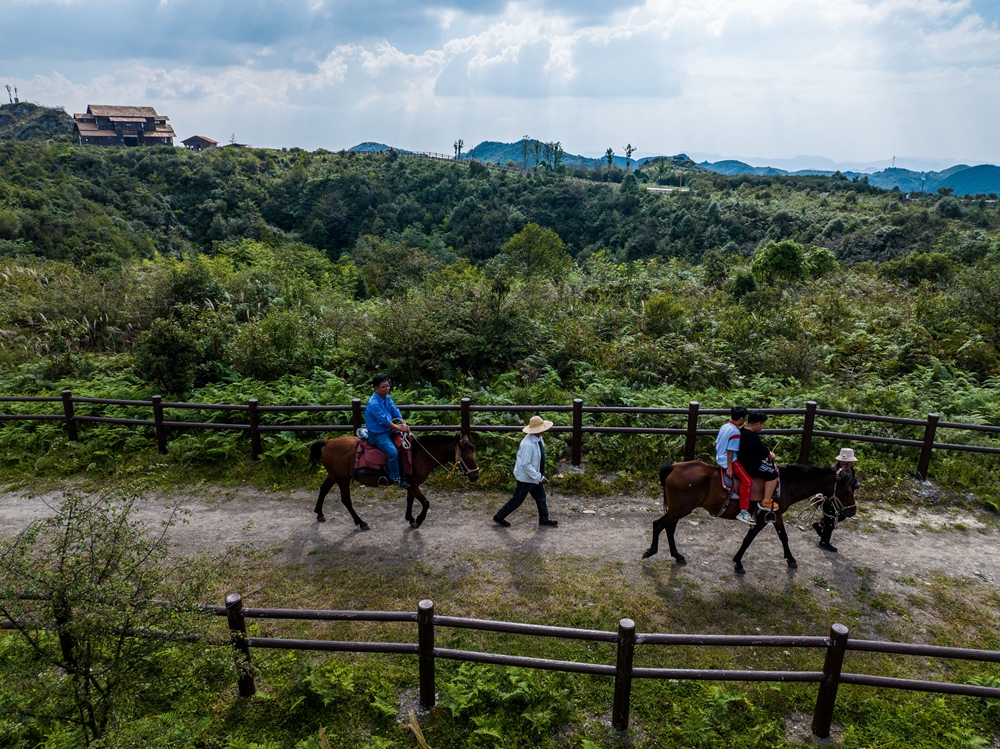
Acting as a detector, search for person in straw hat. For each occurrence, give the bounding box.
[812,447,857,552]
[492,415,559,527]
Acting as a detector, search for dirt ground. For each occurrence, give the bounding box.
[2,480,997,628]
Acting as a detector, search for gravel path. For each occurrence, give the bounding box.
[2,484,996,605]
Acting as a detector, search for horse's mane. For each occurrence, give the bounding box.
[777,464,837,481]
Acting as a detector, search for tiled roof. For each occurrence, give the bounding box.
[86,105,161,118]
[183,135,218,145]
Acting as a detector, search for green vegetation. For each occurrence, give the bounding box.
[2,491,999,748]
[0,141,999,507]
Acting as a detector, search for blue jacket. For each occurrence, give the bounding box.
[365,393,402,437]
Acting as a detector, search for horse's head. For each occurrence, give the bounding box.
[455,433,480,482]
[829,465,859,521]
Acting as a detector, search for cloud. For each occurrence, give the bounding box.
[2,0,998,162]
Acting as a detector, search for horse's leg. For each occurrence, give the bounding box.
[314,477,334,522]
[643,515,685,564]
[411,486,429,528]
[774,517,797,568]
[664,517,685,565]
[339,480,369,530]
[643,513,668,559]
[405,491,415,524]
[733,520,766,575]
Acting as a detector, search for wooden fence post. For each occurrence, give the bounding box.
[916,413,939,480]
[61,389,78,442]
[418,599,436,709]
[248,399,262,462]
[684,402,699,461]
[225,593,256,697]
[571,398,583,467]
[461,398,471,436]
[351,398,363,432]
[811,622,848,738]
[152,395,168,454]
[612,618,636,732]
[798,401,817,465]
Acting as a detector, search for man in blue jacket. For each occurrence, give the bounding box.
[364,375,410,489]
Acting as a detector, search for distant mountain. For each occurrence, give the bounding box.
[698,159,1000,196]
[349,141,394,153]
[0,102,73,142]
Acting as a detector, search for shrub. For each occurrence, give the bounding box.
[135,317,200,393]
[805,246,838,277]
[730,271,757,299]
[880,252,954,285]
[751,240,806,283]
[495,223,572,281]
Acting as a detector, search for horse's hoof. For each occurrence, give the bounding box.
[316,514,326,523]
[642,549,657,559]
[409,521,417,529]
[734,563,745,575]
[786,558,798,569]
[358,522,370,531]
[675,556,687,566]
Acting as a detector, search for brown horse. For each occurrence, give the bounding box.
[309,433,480,529]
[642,461,858,574]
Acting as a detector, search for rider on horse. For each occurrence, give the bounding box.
[364,375,411,489]
[739,411,780,511]
[716,406,754,524]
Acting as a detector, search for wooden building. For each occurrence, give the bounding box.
[182,135,218,152]
[73,105,175,146]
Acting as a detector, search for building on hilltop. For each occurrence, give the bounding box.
[73,105,175,146]
[181,135,217,152]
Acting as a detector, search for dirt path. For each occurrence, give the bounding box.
[2,484,996,610]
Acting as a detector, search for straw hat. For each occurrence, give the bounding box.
[836,447,857,463]
[523,415,553,434]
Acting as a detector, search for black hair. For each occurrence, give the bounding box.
[731,406,748,421]
[747,410,767,425]
[372,374,389,389]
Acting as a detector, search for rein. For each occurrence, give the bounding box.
[412,436,479,479]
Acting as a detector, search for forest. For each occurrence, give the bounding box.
[0,140,999,502]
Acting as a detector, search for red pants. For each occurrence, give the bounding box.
[731,460,751,511]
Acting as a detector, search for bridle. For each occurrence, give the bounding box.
[807,467,857,523]
[412,435,480,479]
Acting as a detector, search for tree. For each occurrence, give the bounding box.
[605,148,614,170]
[624,144,636,172]
[655,157,667,185]
[494,223,572,281]
[751,239,807,284]
[531,140,542,170]
[454,139,464,161]
[552,141,564,171]
[0,489,225,745]
[135,317,200,393]
[520,135,531,170]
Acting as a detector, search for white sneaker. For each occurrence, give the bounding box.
[736,510,755,524]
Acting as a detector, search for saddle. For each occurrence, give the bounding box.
[354,433,413,482]
[718,466,780,516]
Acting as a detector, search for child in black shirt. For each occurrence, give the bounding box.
[739,411,779,509]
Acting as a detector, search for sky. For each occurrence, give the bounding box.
[2,0,999,167]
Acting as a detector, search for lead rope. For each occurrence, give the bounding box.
[412,435,466,478]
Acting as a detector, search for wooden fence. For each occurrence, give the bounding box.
[2,393,999,479]
[213,594,1000,738]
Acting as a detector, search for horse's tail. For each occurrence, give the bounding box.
[658,462,673,507]
[659,462,674,485]
[309,440,327,469]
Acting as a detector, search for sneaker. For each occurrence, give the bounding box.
[819,541,838,553]
[539,519,559,527]
[396,479,410,490]
[492,515,511,527]
[736,510,755,524]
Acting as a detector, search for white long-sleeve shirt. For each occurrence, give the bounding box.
[513,434,545,483]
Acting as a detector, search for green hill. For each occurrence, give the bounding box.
[0,102,74,142]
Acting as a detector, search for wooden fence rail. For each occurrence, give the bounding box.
[2,393,999,479]
[212,595,1000,738]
